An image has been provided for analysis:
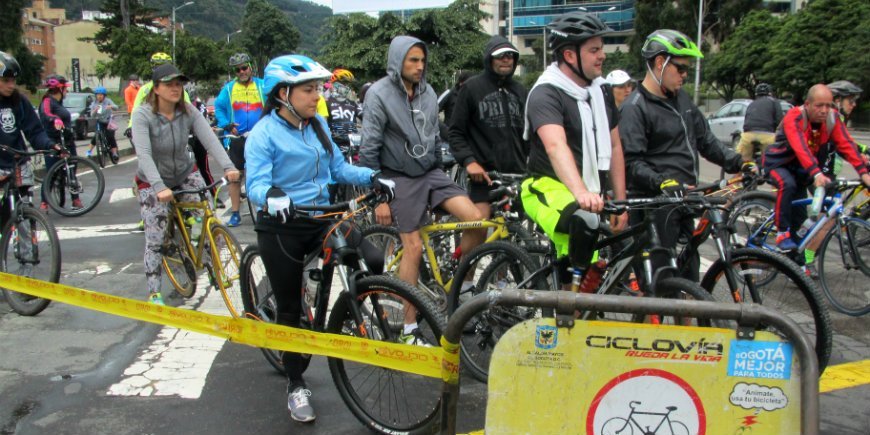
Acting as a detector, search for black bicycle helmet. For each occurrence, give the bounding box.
[828,80,862,98]
[547,11,613,51]
[0,51,21,78]
[755,83,773,97]
[228,53,251,67]
[641,29,703,60]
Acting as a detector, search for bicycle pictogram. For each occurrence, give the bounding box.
[600,401,690,435]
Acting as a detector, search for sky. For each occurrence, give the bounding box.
[306,0,455,13]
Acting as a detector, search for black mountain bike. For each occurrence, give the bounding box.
[92,121,118,168]
[42,131,104,217]
[0,144,61,316]
[239,191,446,434]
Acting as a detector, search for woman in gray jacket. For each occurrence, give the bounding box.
[131,64,240,305]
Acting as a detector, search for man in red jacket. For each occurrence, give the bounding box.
[762,84,870,251]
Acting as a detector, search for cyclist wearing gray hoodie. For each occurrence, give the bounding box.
[359,35,482,342]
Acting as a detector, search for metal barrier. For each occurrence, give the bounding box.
[439,289,819,435]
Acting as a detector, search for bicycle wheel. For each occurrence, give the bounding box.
[95,132,106,168]
[701,247,833,372]
[600,417,633,435]
[43,156,105,217]
[108,134,119,165]
[239,245,288,374]
[817,218,870,316]
[0,206,60,316]
[447,240,547,383]
[327,275,445,435]
[635,277,722,327]
[161,219,197,298]
[726,191,775,249]
[208,223,244,317]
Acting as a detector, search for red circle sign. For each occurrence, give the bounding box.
[586,368,706,435]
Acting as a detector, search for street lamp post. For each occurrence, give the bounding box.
[226,29,241,45]
[171,1,195,62]
[693,0,703,105]
[530,21,547,71]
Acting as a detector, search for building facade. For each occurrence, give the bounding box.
[22,0,67,81]
[54,21,119,92]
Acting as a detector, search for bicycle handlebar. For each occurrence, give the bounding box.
[0,144,55,158]
[602,194,728,215]
[172,177,227,197]
[486,171,526,183]
[294,190,381,215]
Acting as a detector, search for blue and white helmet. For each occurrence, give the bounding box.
[263,54,332,96]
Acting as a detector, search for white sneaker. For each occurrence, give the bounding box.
[287,386,315,422]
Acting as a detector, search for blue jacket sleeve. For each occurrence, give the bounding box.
[244,127,273,209]
[214,81,233,130]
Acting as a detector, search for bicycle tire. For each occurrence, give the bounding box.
[238,245,291,375]
[327,275,445,435]
[445,240,547,383]
[161,219,197,298]
[600,417,633,435]
[209,223,244,317]
[700,247,833,372]
[726,191,775,250]
[817,217,870,316]
[108,134,119,165]
[633,277,722,327]
[0,206,60,316]
[43,156,105,217]
[95,131,106,168]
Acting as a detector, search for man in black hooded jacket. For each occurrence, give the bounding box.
[449,35,529,220]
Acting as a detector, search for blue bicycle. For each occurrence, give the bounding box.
[728,179,870,316]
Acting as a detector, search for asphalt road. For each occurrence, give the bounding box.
[0,127,868,434]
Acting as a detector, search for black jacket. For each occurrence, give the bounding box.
[448,35,529,174]
[37,96,72,143]
[743,96,783,133]
[0,92,54,170]
[620,85,742,195]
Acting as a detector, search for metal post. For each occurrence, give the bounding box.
[542,26,547,70]
[171,2,195,62]
[693,0,703,105]
[226,29,241,45]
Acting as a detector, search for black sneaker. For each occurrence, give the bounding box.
[216,198,226,209]
[287,386,315,422]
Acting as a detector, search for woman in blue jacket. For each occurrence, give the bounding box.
[244,54,394,424]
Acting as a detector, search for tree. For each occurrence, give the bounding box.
[1,0,45,92]
[240,0,301,71]
[173,32,226,82]
[763,0,870,103]
[705,9,780,100]
[320,0,489,92]
[603,49,638,78]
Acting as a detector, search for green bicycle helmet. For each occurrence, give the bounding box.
[642,29,703,60]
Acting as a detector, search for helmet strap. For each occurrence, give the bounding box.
[278,89,306,130]
[646,55,675,98]
[565,45,592,86]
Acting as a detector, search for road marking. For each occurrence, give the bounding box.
[56,223,141,240]
[109,188,136,203]
[820,359,870,393]
[107,273,229,399]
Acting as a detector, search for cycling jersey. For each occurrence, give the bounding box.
[214,78,265,135]
[325,97,361,144]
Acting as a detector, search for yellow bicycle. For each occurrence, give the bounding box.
[362,173,545,310]
[161,178,244,317]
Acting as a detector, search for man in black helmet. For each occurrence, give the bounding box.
[519,11,628,285]
[736,83,784,163]
[620,29,744,281]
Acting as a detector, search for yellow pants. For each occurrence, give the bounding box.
[736,131,775,161]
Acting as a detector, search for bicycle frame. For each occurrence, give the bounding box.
[169,197,221,271]
[383,216,512,292]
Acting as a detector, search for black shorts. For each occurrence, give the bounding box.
[228,136,246,170]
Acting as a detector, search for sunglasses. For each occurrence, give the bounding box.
[670,62,691,75]
[235,65,250,73]
[492,53,515,60]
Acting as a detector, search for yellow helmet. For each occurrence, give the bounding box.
[150,52,173,66]
[330,68,354,83]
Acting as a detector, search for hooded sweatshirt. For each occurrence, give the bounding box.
[0,93,54,170]
[359,36,441,177]
[448,35,528,173]
[132,102,234,193]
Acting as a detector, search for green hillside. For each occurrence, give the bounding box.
[49,0,332,55]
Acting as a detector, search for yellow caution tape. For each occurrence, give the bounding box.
[0,273,442,378]
[440,336,460,384]
[819,359,870,393]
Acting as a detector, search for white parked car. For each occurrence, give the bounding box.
[708,98,793,148]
